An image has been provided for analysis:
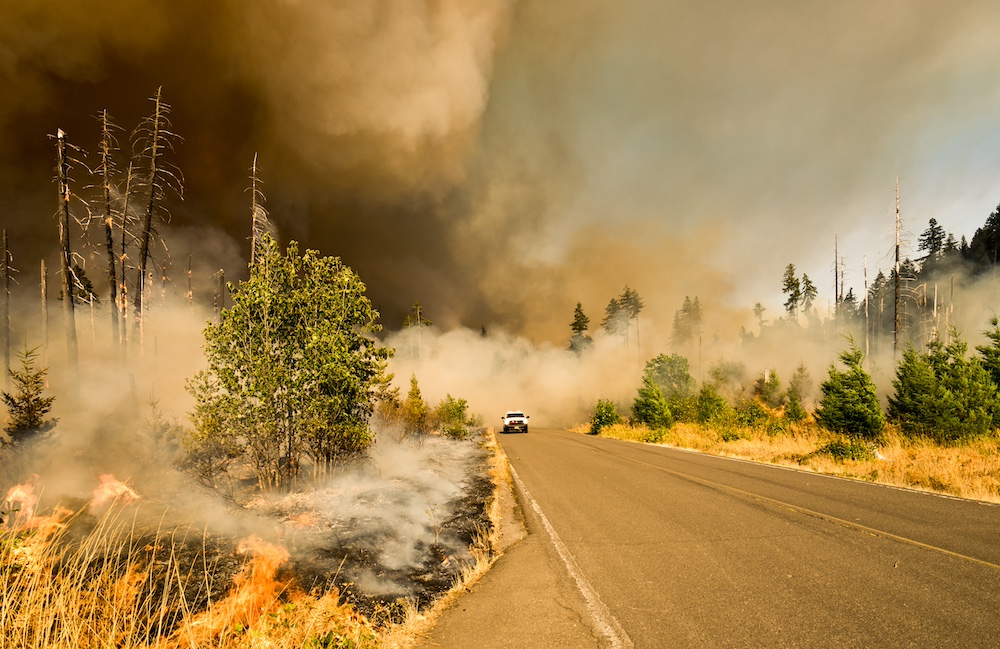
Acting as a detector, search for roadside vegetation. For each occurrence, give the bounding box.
[584,335,1000,503]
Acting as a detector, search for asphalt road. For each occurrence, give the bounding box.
[489,427,1000,648]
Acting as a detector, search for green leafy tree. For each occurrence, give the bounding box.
[185,236,390,490]
[644,354,696,402]
[632,375,673,430]
[2,347,57,443]
[643,353,697,421]
[433,394,473,439]
[569,302,594,353]
[815,343,884,440]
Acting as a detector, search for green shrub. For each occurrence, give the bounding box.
[733,399,770,428]
[815,437,878,462]
[590,399,622,435]
[753,369,785,408]
[632,376,673,430]
[434,394,473,440]
[696,384,729,423]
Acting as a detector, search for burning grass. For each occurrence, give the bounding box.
[584,420,1000,503]
[0,432,506,649]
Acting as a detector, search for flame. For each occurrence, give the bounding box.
[156,535,291,647]
[91,474,141,508]
[3,478,40,525]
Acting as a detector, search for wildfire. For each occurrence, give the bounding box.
[91,473,141,508]
[3,479,40,525]
[157,535,292,647]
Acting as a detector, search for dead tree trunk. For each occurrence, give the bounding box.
[894,176,901,358]
[214,269,225,323]
[99,110,120,350]
[135,88,163,322]
[118,162,134,353]
[40,259,48,365]
[2,229,9,388]
[133,87,182,326]
[249,153,272,266]
[56,128,79,371]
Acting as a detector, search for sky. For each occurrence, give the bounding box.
[3,0,1000,344]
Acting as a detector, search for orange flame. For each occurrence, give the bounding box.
[156,535,291,647]
[91,474,140,508]
[3,481,40,525]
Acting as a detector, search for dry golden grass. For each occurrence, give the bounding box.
[588,419,1000,503]
[0,503,377,649]
[0,428,511,649]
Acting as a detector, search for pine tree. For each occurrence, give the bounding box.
[976,316,1000,388]
[403,375,429,435]
[2,347,57,443]
[753,369,784,408]
[801,274,817,313]
[815,343,884,439]
[569,302,594,353]
[891,334,999,443]
[782,264,801,321]
[918,218,946,257]
[785,362,812,422]
[601,297,627,338]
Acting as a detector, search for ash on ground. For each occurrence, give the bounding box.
[254,434,493,620]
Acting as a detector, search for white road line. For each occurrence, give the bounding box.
[510,465,634,649]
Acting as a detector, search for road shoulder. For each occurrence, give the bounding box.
[414,437,601,648]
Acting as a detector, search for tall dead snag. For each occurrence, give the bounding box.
[894,175,901,358]
[55,128,79,371]
[118,161,135,350]
[249,153,273,266]
[97,110,122,349]
[2,229,9,388]
[40,260,48,365]
[132,87,182,326]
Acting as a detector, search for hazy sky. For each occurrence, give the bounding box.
[3,0,1000,342]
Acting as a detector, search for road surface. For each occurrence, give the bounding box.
[420,427,1000,648]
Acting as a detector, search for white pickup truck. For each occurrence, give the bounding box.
[501,411,529,434]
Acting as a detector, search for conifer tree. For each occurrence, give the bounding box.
[785,362,812,421]
[890,333,999,443]
[569,302,593,353]
[782,264,802,321]
[815,343,884,439]
[403,374,429,435]
[2,347,56,443]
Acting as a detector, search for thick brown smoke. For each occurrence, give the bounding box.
[3,1,1000,343]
